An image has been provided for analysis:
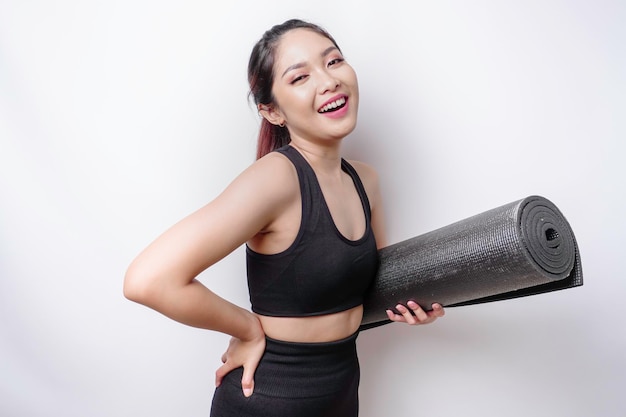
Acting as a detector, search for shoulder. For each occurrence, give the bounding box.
[345,159,384,210]
[346,159,387,247]
[242,150,297,187]
[345,159,381,191]
[224,150,299,207]
[202,150,300,239]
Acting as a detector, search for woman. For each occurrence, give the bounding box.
[124,19,444,416]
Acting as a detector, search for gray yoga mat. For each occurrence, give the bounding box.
[361,195,583,328]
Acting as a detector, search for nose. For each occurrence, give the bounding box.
[317,69,340,94]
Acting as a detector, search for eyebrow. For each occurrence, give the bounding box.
[281,46,340,78]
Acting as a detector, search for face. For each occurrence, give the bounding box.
[263,28,359,145]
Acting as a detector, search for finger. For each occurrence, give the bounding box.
[241,366,256,397]
[386,309,405,322]
[406,301,429,322]
[431,303,445,317]
[422,304,443,322]
[395,304,417,324]
[215,362,234,387]
[386,307,416,323]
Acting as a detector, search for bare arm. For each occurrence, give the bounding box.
[124,153,295,330]
[123,153,297,395]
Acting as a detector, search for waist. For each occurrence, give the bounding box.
[256,305,363,343]
[220,330,360,399]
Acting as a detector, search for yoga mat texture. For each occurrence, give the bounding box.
[361,195,583,327]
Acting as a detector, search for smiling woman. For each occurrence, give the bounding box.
[256,27,360,156]
[123,18,444,417]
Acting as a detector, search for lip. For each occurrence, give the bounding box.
[317,94,349,119]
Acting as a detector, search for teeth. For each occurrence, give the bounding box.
[319,97,346,113]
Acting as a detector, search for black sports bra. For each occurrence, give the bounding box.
[246,145,379,317]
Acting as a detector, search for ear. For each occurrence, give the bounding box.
[258,103,285,127]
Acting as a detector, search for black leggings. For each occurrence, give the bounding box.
[210,332,360,417]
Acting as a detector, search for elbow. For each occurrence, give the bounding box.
[123,277,140,303]
[123,269,143,303]
[123,263,155,304]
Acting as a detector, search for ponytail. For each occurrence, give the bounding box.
[256,119,291,160]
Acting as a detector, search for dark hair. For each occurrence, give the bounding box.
[248,19,341,159]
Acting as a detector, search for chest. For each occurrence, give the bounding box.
[316,171,367,242]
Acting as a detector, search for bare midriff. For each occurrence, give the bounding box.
[256,304,363,343]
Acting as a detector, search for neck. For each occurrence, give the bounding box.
[289,139,343,174]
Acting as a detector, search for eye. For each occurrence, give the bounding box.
[290,74,308,84]
[328,57,345,67]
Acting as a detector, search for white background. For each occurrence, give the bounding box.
[1,1,624,416]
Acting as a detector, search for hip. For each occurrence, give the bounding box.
[221,331,360,398]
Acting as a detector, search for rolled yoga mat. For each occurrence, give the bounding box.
[361,195,583,328]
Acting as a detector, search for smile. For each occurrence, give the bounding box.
[318,96,347,113]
